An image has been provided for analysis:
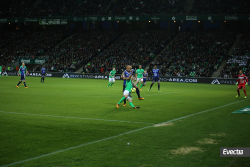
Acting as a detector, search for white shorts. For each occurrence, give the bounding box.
[137,78,143,82]
[0,72,1,75]
[109,78,115,82]
[123,90,132,100]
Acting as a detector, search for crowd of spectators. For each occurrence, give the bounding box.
[148,30,235,77]
[44,30,121,72]
[0,0,34,17]
[30,0,107,17]
[84,30,175,74]
[0,30,68,58]
[220,32,250,78]
[108,0,186,15]
[190,0,250,14]
[2,0,250,17]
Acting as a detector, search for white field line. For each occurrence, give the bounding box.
[0,111,154,125]
[1,98,249,167]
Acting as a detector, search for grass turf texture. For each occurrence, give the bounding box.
[0,76,250,167]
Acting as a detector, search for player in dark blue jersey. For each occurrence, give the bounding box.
[40,65,46,83]
[140,70,148,90]
[148,65,161,92]
[16,62,29,88]
[123,65,144,100]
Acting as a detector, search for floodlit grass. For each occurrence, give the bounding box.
[0,76,250,167]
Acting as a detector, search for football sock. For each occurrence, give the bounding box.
[129,102,135,108]
[17,81,21,86]
[0,75,1,78]
[140,83,143,89]
[237,89,240,95]
[124,98,126,104]
[150,83,153,89]
[43,78,44,82]
[136,88,140,98]
[108,83,111,87]
[111,82,115,85]
[158,84,160,90]
[244,89,247,96]
[24,82,27,87]
[118,97,126,104]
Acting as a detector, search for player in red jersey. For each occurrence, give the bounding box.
[236,70,248,98]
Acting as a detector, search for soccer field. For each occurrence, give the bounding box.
[0,76,250,167]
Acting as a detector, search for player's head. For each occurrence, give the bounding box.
[139,65,142,69]
[43,65,45,68]
[126,65,130,72]
[239,70,243,75]
[113,67,115,71]
[145,70,147,73]
[154,65,157,69]
[22,62,25,67]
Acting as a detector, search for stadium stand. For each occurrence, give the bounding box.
[148,30,236,77]
[190,0,250,14]
[0,30,70,57]
[0,0,35,17]
[107,0,187,15]
[30,0,108,17]
[220,32,250,78]
[45,30,121,72]
[84,30,176,74]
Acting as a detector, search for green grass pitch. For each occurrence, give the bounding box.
[0,76,250,167]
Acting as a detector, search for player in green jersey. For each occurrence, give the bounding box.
[108,68,116,87]
[136,65,145,91]
[116,72,140,109]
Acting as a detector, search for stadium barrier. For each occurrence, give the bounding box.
[1,15,250,24]
[3,71,247,85]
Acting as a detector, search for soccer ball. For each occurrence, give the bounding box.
[131,88,136,93]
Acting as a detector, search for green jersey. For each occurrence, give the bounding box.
[190,71,196,77]
[109,70,116,78]
[0,66,2,72]
[136,69,144,78]
[125,79,133,92]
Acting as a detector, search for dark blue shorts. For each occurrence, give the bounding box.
[42,74,45,77]
[152,77,160,83]
[20,74,25,81]
[143,78,147,83]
